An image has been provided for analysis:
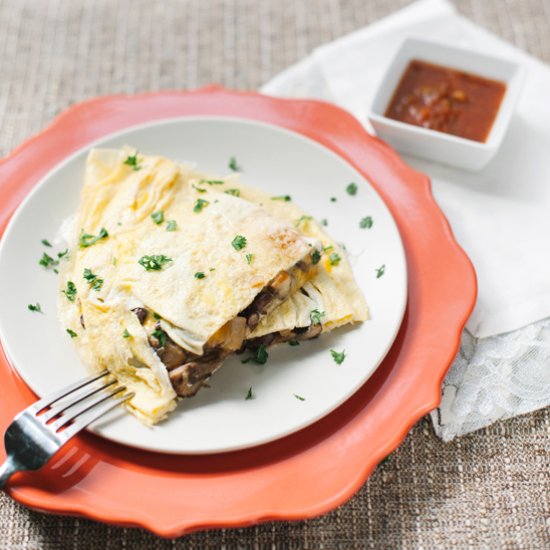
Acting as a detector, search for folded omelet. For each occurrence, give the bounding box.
[58,148,367,425]
[202,179,369,347]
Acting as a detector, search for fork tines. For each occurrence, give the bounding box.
[0,370,135,489]
[28,370,134,441]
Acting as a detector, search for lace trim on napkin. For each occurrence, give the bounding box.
[431,318,550,441]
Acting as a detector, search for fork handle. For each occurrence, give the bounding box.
[0,456,18,489]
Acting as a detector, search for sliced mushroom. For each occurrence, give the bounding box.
[169,353,225,397]
[245,322,322,350]
[301,322,322,339]
[160,340,189,370]
[132,307,148,324]
[247,332,276,349]
[246,312,261,330]
[148,334,161,348]
[246,288,275,315]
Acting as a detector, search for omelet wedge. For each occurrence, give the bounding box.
[201,177,369,349]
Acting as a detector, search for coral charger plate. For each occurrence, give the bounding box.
[0,88,476,537]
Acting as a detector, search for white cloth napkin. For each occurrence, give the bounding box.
[261,0,550,440]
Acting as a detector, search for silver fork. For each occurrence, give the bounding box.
[0,370,134,489]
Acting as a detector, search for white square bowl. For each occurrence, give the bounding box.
[368,37,525,171]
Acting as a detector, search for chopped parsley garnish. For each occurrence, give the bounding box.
[245,387,254,400]
[310,309,325,326]
[245,253,254,265]
[360,216,373,229]
[195,271,206,279]
[138,255,173,271]
[346,182,358,195]
[124,153,142,171]
[330,349,346,365]
[330,197,337,202]
[295,215,312,227]
[321,219,328,226]
[79,227,108,248]
[57,249,69,259]
[311,249,321,265]
[322,245,333,252]
[288,340,300,346]
[41,239,52,247]
[53,268,59,274]
[231,235,247,251]
[193,198,210,213]
[83,268,103,291]
[224,188,240,197]
[192,183,208,193]
[294,394,305,401]
[376,264,386,278]
[122,329,131,338]
[209,267,215,272]
[166,220,177,231]
[151,327,168,348]
[61,281,76,302]
[62,281,77,302]
[151,210,164,225]
[228,156,240,172]
[242,344,269,365]
[66,328,78,338]
[271,195,291,202]
[329,252,341,266]
[255,344,269,364]
[28,303,42,313]
[199,179,225,186]
[39,252,58,269]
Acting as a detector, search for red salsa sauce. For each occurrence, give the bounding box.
[384,60,506,143]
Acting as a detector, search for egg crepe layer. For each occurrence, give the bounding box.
[58,149,321,423]
[203,180,369,349]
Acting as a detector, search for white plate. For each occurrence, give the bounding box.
[0,117,407,454]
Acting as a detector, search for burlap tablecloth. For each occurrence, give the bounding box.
[0,1,548,547]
